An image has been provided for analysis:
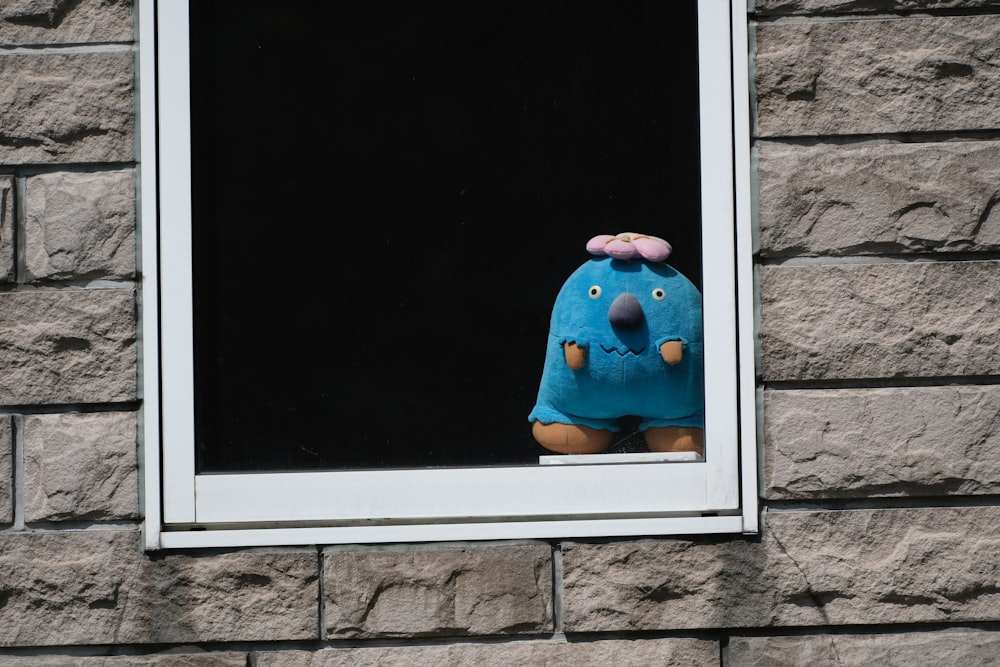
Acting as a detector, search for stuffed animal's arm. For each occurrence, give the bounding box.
[563,341,587,370]
[657,338,685,366]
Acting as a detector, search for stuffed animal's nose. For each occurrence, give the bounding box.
[608,293,644,329]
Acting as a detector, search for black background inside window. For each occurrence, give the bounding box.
[189,1,702,472]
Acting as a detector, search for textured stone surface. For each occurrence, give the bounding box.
[759,262,1000,381]
[0,654,246,667]
[766,386,1000,499]
[729,629,1000,666]
[756,16,1000,137]
[324,544,552,638]
[0,0,132,45]
[0,51,133,164]
[23,411,138,521]
[255,638,718,667]
[0,417,11,523]
[562,507,1000,631]
[0,530,319,646]
[0,288,135,404]
[754,0,995,14]
[0,175,13,282]
[25,170,136,281]
[758,141,1000,257]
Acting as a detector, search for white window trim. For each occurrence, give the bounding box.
[138,0,757,550]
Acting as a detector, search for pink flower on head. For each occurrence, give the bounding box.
[586,233,672,262]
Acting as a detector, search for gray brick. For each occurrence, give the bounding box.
[562,507,1000,631]
[754,0,996,15]
[758,141,1000,257]
[729,629,1000,666]
[759,262,1000,381]
[24,411,138,521]
[0,654,246,667]
[324,543,553,638]
[0,0,132,46]
[0,51,133,164]
[255,639,719,667]
[0,530,319,646]
[0,417,10,523]
[756,16,1000,137]
[0,288,135,405]
[765,386,1000,499]
[0,175,12,282]
[25,170,136,281]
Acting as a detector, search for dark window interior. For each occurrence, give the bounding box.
[189,1,702,472]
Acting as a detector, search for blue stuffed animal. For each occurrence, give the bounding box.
[529,233,705,455]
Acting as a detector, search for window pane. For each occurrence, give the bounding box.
[190,0,701,472]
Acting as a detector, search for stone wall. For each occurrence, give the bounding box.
[1,0,998,664]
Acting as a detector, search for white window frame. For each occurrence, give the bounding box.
[138,0,757,550]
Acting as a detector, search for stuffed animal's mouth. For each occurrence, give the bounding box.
[600,344,646,357]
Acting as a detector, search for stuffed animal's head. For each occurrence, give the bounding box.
[550,234,702,359]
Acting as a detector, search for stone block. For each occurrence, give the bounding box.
[0,288,135,404]
[0,417,11,523]
[23,411,138,521]
[759,262,1000,381]
[0,0,132,45]
[756,16,1000,137]
[765,386,1000,499]
[729,629,1000,666]
[255,638,719,667]
[0,51,133,164]
[0,654,246,667]
[754,0,995,14]
[323,543,553,638]
[0,175,13,282]
[0,530,319,646]
[562,507,1000,631]
[25,170,136,281]
[758,141,1000,257]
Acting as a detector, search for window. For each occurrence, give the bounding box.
[138,0,757,549]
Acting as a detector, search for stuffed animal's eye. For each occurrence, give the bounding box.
[588,285,602,299]
[651,287,666,301]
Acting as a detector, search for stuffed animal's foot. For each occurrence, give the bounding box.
[532,421,613,454]
[644,426,704,456]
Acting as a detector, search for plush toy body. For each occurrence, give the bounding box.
[528,233,705,455]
